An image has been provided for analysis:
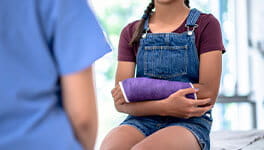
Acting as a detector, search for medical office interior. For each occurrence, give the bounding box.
[89,0,264,149]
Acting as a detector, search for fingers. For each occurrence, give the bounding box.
[169,88,198,102]
[191,105,213,117]
[111,85,119,97]
[181,98,212,118]
[113,91,123,101]
[114,94,126,105]
[192,98,211,107]
[176,88,198,96]
[115,97,126,105]
[111,85,126,105]
[189,98,212,117]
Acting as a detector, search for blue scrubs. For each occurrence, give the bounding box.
[0,0,111,149]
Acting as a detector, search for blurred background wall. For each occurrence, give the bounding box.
[87,0,264,148]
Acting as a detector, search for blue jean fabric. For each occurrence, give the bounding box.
[120,8,212,150]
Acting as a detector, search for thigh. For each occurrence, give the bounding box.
[100,125,145,150]
[131,126,201,150]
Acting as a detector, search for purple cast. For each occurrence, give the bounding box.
[119,77,197,103]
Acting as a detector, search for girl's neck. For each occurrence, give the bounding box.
[152,1,190,24]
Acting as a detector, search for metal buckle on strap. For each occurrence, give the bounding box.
[185,24,199,36]
[142,27,150,38]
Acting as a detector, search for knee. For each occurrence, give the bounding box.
[131,143,149,150]
[100,144,121,150]
[100,141,127,150]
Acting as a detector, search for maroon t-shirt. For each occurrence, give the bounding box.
[118,13,225,62]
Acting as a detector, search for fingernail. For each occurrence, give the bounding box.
[195,88,199,91]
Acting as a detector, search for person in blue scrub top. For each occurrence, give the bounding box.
[0,0,111,150]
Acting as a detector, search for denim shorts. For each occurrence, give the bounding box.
[120,111,212,150]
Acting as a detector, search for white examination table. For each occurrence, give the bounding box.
[211,130,264,150]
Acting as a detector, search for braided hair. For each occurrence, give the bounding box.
[185,0,190,8]
[129,0,190,46]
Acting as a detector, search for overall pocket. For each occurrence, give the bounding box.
[143,45,188,79]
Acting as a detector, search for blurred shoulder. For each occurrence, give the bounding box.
[197,12,221,28]
[121,20,140,37]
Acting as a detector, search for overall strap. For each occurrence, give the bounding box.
[141,17,150,38]
[186,8,201,26]
[185,8,201,35]
[143,17,149,31]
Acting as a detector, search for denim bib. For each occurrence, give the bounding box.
[136,9,200,83]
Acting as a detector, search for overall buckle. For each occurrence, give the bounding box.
[185,24,199,36]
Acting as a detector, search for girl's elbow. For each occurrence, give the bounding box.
[206,91,218,103]
[199,90,218,102]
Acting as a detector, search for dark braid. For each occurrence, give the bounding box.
[129,0,190,46]
[184,0,190,8]
[129,0,154,46]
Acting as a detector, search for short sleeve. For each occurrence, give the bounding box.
[199,14,225,54]
[54,0,111,75]
[118,23,137,62]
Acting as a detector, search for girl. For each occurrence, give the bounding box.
[101,0,224,149]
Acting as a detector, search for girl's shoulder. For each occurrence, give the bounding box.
[195,12,225,54]
[199,12,218,20]
[121,20,140,38]
[125,20,140,29]
[196,12,221,29]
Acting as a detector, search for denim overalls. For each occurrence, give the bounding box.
[120,9,212,150]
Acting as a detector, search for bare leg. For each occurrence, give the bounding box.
[132,126,201,150]
[100,125,145,150]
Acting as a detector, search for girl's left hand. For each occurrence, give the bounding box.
[111,85,126,105]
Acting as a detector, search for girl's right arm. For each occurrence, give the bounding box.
[113,61,166,116]
[113,61,212,118]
